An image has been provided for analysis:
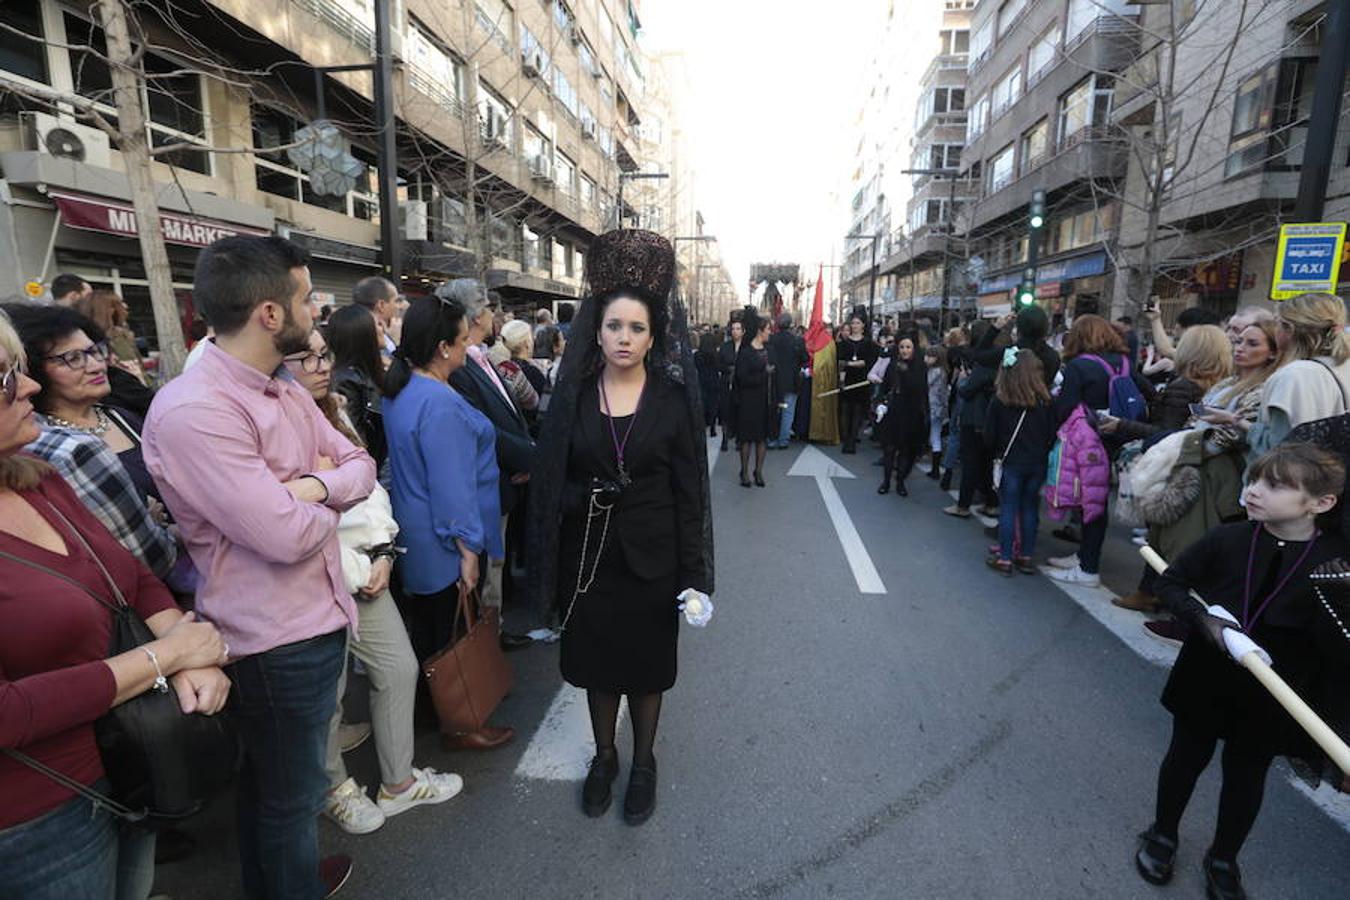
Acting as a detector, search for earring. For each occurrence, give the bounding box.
[442,350,451,359]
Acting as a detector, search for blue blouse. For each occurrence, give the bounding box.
[384,373,503,595]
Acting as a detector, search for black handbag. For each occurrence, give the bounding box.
[0,499,239,825]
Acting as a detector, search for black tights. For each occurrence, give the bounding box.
[739,441,766,477]
[880,445,916,487]
[587,690,663,769]
[1152,719,1275,861]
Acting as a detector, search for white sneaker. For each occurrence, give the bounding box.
[1048,553,1080,569]
[1045,565,1101,588]
[325,778,386,835]
[377,767,464,818]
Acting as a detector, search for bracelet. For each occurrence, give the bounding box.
[142,646,170,694]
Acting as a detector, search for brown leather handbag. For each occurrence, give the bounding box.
[422,587,513,736]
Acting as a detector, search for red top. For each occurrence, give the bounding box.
[0,469,176,828]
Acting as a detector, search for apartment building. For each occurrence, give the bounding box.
[876,0,977,319]
[0,0,664,346]
[1110,0,1350,318]
[960,0,1138,320]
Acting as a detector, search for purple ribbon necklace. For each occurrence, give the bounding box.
[1242,523,1319,630]
[599,368,645,487]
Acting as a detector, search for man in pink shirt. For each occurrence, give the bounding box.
[144,236,375,900]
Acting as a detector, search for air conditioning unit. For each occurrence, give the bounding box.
[20,112,112,168]
[590,64,603,79]
[529,155,555,183]
[480,109,507,148]
[569,26,583,48]
[399,200,428,241]
[580,119,597,141]
[522,51,544,78]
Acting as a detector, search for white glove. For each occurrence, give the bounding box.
[1208,605,1272,666]
[875,403,888,420]
[677,588,713,627]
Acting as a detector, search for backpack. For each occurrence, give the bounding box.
[1081,354,1147,422]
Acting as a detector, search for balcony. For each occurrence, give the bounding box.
[969,130,1126,231]
[291,0,374,51]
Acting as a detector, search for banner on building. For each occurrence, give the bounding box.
[1271,223,1346,300]
[49,190,270,249]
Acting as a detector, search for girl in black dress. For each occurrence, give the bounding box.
[734,310,774,488]
[695,330,721,438]
[717,318,744,452]
[529,229,714,827]
[875,335,928,497]
[1135,443,1350,900]
[837,314,878,454]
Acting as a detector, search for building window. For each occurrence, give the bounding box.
[968,94,989,139]
[65,12,211,174]
[986,143,1015,194]
[523,122,547,163]
[997,0,1027,38]
[1019,119,1048,173]
[1027,25,1060,82]
[0,0,48,84]
[1227,59,1314,177]
[252,105,376,219]
[578,39,597,77]
[554,149,576,195]
[1057,76,1112,147]
[553,67,577,119]
[478,80,514,146]
[580,173,595,208]
[929,143,962,170]
[474,0,513,54]
[551,0,572,31]
[991,65,1021,117]
[599,70,614,108]
[407,18,464,116]
[940,29,969,55]
[970,18,993,63]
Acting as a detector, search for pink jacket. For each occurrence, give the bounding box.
[1043,405,1111,524]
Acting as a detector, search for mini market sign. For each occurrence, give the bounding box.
[1271,222,1347,300]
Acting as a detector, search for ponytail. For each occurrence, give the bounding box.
[382,295,467,399]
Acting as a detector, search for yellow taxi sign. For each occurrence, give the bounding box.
[1271,222,1347,300]
[23,280,43,298]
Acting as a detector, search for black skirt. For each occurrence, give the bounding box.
[558,515,679,694]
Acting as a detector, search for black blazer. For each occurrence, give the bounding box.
[450,357,535,514]
[566,377,708,591]
[767,331,807,396]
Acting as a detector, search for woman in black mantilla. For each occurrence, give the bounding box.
[876,333,929,497]
[528,229,714,826]
[716,313,744,452]
[733,308,775,488]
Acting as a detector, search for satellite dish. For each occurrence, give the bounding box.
[45,127,87,162]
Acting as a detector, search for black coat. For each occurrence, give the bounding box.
[450,357,535,515]
[983,399,1057,472]
[767,330,807,396]
[876,358,928,448]
[717,339,742,431]
[733,344,775,443]
[837,337,878,394]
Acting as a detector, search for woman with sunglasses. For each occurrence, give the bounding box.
[0,309,230,900]
[282,328,465,836]
[0,304,176,580]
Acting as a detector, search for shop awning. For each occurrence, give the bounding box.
[49,189,270,248]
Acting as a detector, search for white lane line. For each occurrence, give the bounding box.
[788,446,886,594]
[515,685,627,781]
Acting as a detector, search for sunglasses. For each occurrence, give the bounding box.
[1,362,24,404]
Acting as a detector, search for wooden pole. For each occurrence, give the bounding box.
[1140,545,1350,775]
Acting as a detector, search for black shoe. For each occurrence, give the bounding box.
[754,471,766,488]
[1053,526,1081,544]
[582,750,619,817]
[623,760,657,825]
[877,480,890,494]
[1134,828,1177,886]
[895,482,908,497]
[740,472,752,488]
[927,464,941,480]
[1203,850,1246,900]
[939,470,953,491]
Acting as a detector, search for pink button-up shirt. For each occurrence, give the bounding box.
[143,341,376,658]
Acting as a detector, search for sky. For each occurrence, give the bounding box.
[640,0,883,307]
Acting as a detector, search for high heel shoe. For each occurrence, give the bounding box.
[740,471,752,488]
[877,480,890,494]
[895,482,908,497]
[754,471,766,487]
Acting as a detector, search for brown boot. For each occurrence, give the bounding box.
[1113,591,1159,613]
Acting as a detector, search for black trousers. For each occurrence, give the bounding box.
[957,425,993,509]
[840,395,868,450]
[881,443,918,486]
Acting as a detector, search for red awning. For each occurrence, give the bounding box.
[48,189,270,249]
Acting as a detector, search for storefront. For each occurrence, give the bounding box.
[977,250,1111,318]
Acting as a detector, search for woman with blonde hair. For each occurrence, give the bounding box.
[1101,325,1232,444]
[1208,293,1350,467]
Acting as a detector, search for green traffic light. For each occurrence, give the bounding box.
[1030,214,1044,228]
[1018,291,1035,306]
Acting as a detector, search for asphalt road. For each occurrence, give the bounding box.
[157,439,1350,900]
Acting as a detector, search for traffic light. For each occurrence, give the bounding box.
[1017,266,1036,306]
[1029,189,1046,230]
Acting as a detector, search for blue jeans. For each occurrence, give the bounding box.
[228,630,346,900]
[0,780,156,900]
[775,392,798,446]
[998,465,1046,561]
[943,396,964,469]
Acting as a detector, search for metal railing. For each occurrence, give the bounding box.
[407,67,465,119]
[1063,14,1140,56]
[291,0,375,52]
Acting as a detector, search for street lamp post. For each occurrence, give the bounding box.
[616,171,670,229]
[900,168,961,328]
[844,230,883,329]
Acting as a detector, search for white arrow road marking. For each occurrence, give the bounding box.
[787,445,886,594]
[515,685,628,781]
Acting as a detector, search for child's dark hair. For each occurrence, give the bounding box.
[995,349,1050,407]
[1248,442,1346,500]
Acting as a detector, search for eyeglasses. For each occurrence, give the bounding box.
[283,350,335,374]
[44,341,110,371]
[1,362,23,404]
